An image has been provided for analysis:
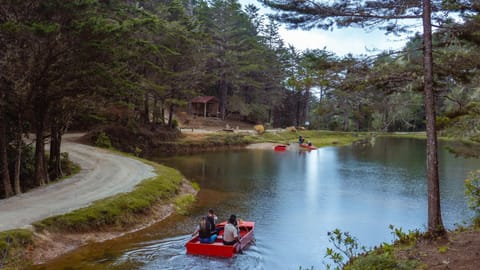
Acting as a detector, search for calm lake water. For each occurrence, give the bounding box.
[35,137,480,270]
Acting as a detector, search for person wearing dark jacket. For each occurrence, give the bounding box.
[192,216,218,243]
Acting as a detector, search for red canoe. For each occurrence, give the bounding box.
[274,145,287,151]
[185,221,255,257]
[300,143,317,150]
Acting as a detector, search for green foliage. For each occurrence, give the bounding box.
[191,182,200,191]
[33,163,184,232]
[435,116,451,130]
[324,229,366,269]
[345,252,416,270]
[171,119,179,129]
[325,228,419,270]
[437,246,448,253]
[174,194,196,215]
[60,152,81,176]
[94,131,113,149]
[389,225,422,246]
[0,229,34,268]
[465,170,480,222]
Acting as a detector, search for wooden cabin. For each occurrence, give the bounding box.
[190,96,219,117]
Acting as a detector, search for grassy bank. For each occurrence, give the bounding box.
[0,157,194,269]
[0,229,34,270]
[248,130,369,147]
[33,161,189,232]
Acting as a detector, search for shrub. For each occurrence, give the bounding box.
[254,124,265,134]
[324,229,366,269]
[171,119,179,129]
[0,229,34,268]
[94,131,112,148]
[465,170,480,225]
[325,228,418,270]
[389,225,422,246]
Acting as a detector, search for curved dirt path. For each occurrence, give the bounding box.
[0,134,156,232]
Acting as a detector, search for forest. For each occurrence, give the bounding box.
[1,0,480,203]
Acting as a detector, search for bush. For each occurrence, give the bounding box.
[254,124,265,134]
[0,229,34,268]
[465,170,480,223]
[389,225,422,246]
[94,131,112,148]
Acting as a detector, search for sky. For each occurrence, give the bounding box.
[240,0,415,56]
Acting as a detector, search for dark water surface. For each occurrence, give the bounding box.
[35,137,480,270]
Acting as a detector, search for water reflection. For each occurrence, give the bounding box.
[36,137,480,270]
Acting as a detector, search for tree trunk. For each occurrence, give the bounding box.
[13,114,22,194]
[49,123,63,180]
[304,87,310,127]
[0,109,13,198]
[168,104,175,128]
[34,112,48,186]
[422,0,444,235]
[295,99,301,127]
[219,73,227,120]
[144,92,150,125]
[161,99,166,125]
[151,95,158,130]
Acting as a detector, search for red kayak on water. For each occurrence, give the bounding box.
[185,221,255,257]
[274,145,287,151]
[300,143,317,150]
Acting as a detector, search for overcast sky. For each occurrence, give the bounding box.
[241,0,413,56]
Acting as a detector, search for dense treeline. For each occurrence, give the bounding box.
[0,0,288,198]
[1,0,480,199]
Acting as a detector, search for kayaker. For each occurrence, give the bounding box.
[298,135,305,144]
[192,216,218,244]
[223,214,240,245]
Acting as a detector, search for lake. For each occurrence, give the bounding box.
[34,137,480,270]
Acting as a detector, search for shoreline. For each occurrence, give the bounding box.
[30,179,197,265]
[27,143,273,265]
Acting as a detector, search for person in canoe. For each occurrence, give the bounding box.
[298,135,305,144]
[223,214,240,245]
[192,216,218,244]
[207,208,221,234]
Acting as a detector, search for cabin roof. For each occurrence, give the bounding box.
[191,96,219,104]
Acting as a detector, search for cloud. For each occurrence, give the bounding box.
[279,27,410,56]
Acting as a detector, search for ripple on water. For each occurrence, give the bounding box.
[112,234,263,270]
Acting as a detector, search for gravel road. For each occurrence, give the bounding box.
[0,134,156,232]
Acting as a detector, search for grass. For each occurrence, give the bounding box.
[179,133,253,146]
[174,194,196,215]
[33,162,185,232]
[248,130,369,147]
[0,229,34,269]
